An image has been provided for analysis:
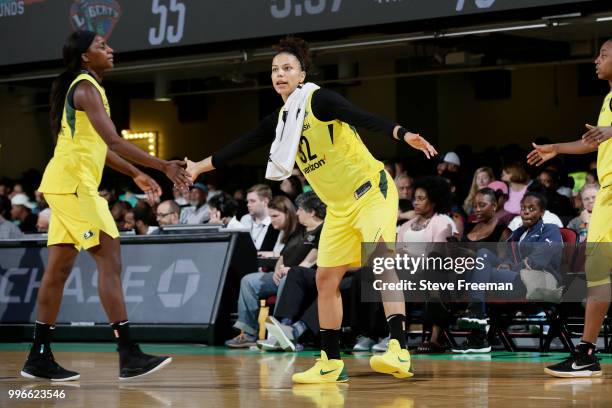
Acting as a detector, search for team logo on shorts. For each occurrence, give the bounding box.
[69,0,122,40]
[83,230,95,240]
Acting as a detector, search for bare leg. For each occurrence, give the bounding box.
[87,232,127,322]
[582,284,611,343]
[317,266,349,329]
[36,245,78,324]
[431,325,441,344]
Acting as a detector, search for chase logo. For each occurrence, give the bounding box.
[69,0,122,40]
[83,230,95,239]
[157,260,200,308]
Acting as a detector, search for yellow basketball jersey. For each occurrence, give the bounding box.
[39,73,110,195]
[293,89,384,214]
[597,91,612,186]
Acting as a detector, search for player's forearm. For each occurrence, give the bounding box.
[555,140,598,155]
[106,149,140,178]
[194,156,215,175]
[107,137,166,172]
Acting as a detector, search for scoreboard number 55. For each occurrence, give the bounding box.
[149,0,186,45]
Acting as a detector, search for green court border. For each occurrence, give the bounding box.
[2,343,612,363]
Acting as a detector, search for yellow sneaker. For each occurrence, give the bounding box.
[369,339,413,379]
[292,351,349,384]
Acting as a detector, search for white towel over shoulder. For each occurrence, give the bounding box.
[265,82,320,181]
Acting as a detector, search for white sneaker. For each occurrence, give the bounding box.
[353,335,376,352]
[257,336,283,351]
[372,336,390,352]
[266,316,296,352]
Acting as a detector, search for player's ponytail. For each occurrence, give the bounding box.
[49,30,96,137]
[273,36,311,72]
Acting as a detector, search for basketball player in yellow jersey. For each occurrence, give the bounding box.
[21,31,191,382]
[186,37,437,383]
[528,39,612,378]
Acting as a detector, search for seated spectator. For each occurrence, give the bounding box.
[398,176,455,243]
[463,188,506,243]
[538,169,575,222]
[586,168,598,185]
[180,183,210,224]
[441,172,467,238]
[396,174,415,224]
[259,196,298,257]
[111,201,132,231]
[502,163,530,215]
[0,178,13,197]
[36,208,51,233]
[397,176,455,353]
[256,192,328,351]
[9,182,24,199]
[232,188,248,219]
[133,205,157,235]
[240,184,279,251]
[98,185,117,204]
[173,185,190,207]
[487,181,514,227]
[280,175,303,203]
[454,192,562,354]
[224,193,322,348]
[463,167,495,217]
[291,166,310,192]
[0,195,23,239]
[10,193,37,233]
[437,152,461,176]
[567,184,599,242]
[396,174,414,201]
[155,200,181,227]
[208,193,243,229]
[505,181,564,235]
[123,209,135,232]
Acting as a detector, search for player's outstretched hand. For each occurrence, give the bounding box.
[404,132,438,159]
[133,172,162,205]
[164,160,191,190]
[184,157,200,184]
[582,124,612,147]
[527,142,557,167]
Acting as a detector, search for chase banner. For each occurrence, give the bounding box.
[0,240,231,324]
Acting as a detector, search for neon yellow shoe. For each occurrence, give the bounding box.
[369,339,413,379]
[292,351,348,384]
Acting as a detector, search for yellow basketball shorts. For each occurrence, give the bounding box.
[317,170,398,268]
[585,184,612,288]
[45,187,119,251]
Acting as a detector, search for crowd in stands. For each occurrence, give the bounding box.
[0,144,601,354]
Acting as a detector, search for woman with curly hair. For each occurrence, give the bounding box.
[187,36,437,383]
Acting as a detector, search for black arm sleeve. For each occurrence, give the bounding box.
[311,88,397,139]
[211,111,278,168]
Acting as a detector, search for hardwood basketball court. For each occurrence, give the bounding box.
[1,343,611,407]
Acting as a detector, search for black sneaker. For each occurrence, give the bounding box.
[457,311,488,330]
[544,344,602,378]
[21,346,80,381]
[452,331,491,354]
[118,344,172,381]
